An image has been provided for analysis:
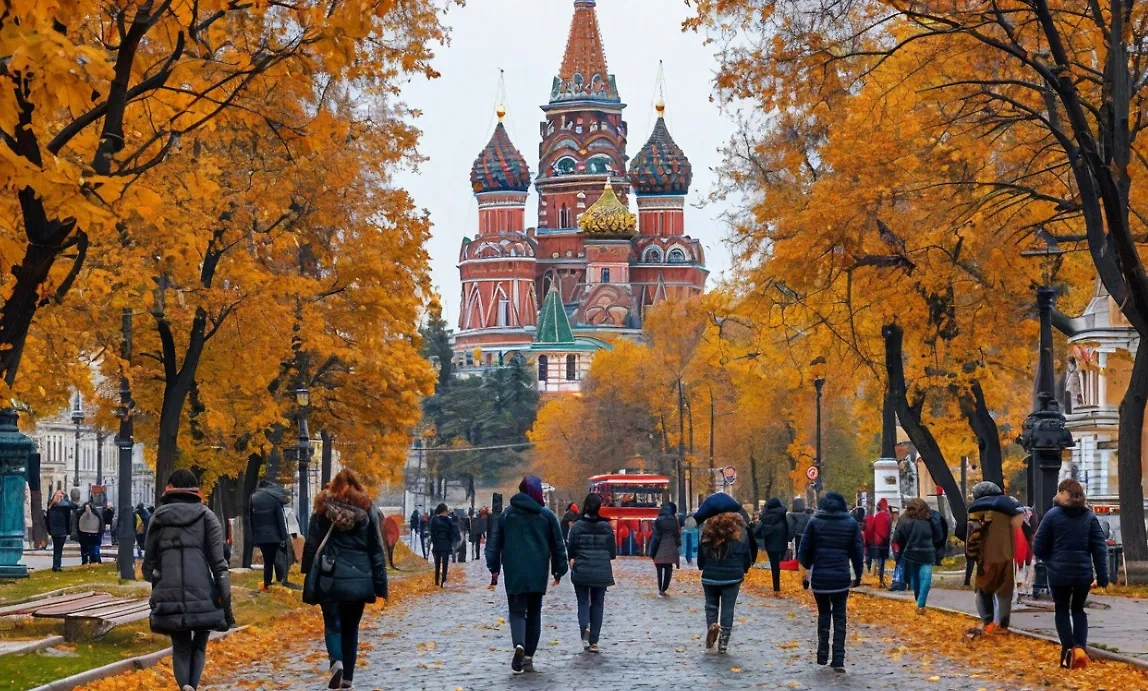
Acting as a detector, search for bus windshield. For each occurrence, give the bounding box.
[593,483,664,509]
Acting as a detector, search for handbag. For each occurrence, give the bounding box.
[303,523,336,606]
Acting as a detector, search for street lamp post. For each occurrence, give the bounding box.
[294,386,312,536]
[71,399,84,489]
[813,374,825,504]
[677,380,686,509]
[115,308,136,581]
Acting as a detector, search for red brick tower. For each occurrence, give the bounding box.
[628,100,708,317]
[456,106,537,363]
[534,0,629,306]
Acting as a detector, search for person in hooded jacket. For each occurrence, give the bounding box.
[566,493,616,652]
[966,481,1023,633]
[560,503,579,543]
[486,475,568,674]
[864,498,893,587]
[787,498,813,556]
[302,469,388,690]
[470,508,488,560]
[1032,478,1109,670]
[46,490,74,572]
[249,479,291,590]
[77,499,103,565]
[143,470,233,691]
[698,506,753,655]
[799,492,864,673]
[892,498,942,614]
[649,502,681,596]
[429,503,459,587]
[755,498,792,592]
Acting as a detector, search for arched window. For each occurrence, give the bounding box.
[538,355,549,381]
[554,157,577,175]
[601,268,610,284]
[643,246,663,263]
[566,354,577,381]
[586,155,613,174]
[559,204,571,228]
[668,248,687,264]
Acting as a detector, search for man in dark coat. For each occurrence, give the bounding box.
[249,480,291,590]
[755,498,793,592]
[46,490,74,572]
[799,492,864,672]
[409,508,420,544]
[470,509,488,560]
[560,503,579,543]
[486,476,568,674]
[788,498,814,556]
[429,504,459,586]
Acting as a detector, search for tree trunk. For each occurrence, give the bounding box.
[153,380,192,504]
[1119,345,1148,562]
[957,380,1004,488]
[321,430,333,486]
[884,324,968,538]
[0,239,67,385]
[749,451,760,509]
[240,453,263,569]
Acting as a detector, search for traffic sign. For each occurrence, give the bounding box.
[806,465,820,482]
[722,465,737,485]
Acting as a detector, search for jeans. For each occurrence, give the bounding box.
[905,560,933,608]
[975,586,1013,628]
[766,551,783,591]
[656,564,674,592]
[79,534,99,564]
[683,533,696,564]
[51,536,65,570]
[702,582,741,630]
[321,601,366,681]
[472,540,482,560]
[171,630,210,689]
[869,546,889,581]
[574,585,606,645]
[1051,584,1090,649]
[258,543,285,587]
[814,591,849,666]
[420,532,428,558]
[507,592,544,657]
[434,552,450,584]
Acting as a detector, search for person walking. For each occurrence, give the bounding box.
[566,493,616,653]
[485,475,568,674]
[755,498,792,592]
[966,481,1023,633]
[560,503,579,544]
[1032,478,1109,669]
[798,492,864,673]
[249,480,291,591]
[787,498,813,556]
[104,502,116,546]
[892,498,942,614]
[302,469,388,690]
[143,470,233,691]
[698,507,753,655]
[650,502,681,596]
[134,504,151,558]
[864,498,893,587]
[77,499,103,565]
[46,490,74,572]
[409,508,420,544]
[419,513,430,559]
[682,514,699,565]
[470,508,488,560]
[429,503,458,587]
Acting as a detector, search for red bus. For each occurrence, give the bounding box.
[588,473,671,520]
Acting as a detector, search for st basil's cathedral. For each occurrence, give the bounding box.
[454,0,707,393]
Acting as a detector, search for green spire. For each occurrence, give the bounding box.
[534,286,575,345]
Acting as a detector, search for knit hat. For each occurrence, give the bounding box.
[520,475,545,506]
[972,481,1003,500]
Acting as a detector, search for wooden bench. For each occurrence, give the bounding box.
[0,592,149,641]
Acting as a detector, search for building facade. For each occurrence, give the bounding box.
[455,0,708,389]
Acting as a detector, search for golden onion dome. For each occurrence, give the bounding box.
[577,181,637,237]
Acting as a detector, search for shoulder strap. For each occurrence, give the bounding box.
[316,522,336,556]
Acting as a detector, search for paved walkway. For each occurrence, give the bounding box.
[204,558,1019,690]
[872,584,1148,662]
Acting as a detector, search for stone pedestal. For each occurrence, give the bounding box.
[0,410,34,578]
[873,458,902,510]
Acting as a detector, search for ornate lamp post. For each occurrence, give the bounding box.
[116,308,136,580]
[293,385,312,536]
[811,356,827,504]
[0,409,35,577]
[71,397,84,489]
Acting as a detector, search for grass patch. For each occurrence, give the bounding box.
[0,565,147,607]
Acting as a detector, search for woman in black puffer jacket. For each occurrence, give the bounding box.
[302,470,388,690]
[1032,478,1109,670]
[144,469,232,691]
[649,503,681,596]
[798,492,863,673]
[566,493,616,652]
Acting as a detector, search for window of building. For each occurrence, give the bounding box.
[601,268,611,283]
[566,354,577,381]
[586,155,613,174]
[559,204,571,228]
[538,355,549,381]
[497,298,509,327]
[668,248,687,264]
[643,247,663,263]
[555,157,577,175]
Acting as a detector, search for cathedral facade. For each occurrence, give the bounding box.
[455,0,707,389]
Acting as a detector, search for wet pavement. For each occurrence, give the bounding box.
[204,557,1016,690]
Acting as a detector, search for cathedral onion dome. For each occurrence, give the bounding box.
[578,181,637,238]
[628,101,692,196]
[470,107,531,194]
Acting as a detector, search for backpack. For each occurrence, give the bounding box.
[135,513,144,535]
[78,506,101,534]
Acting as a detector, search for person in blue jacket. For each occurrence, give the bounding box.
[798,492,864,673]
[1032,478,1109,670]
[486,476,568,675]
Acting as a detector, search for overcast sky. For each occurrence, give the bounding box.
[394,0,737,327]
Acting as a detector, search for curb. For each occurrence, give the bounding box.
[0,636,64,656]
[856,588,1148,670]
[26,627,246,691]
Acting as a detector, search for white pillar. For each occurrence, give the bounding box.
[873,458,902,510]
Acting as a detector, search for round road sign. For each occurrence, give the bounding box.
[806,465,820,482]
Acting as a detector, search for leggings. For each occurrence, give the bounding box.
[656,564,674,592]
[1051,584,1090,649]
[171,630,210,689]
[766,551,783,591]
[434,552,450,584]
[321,601,366,681]
[258,543,285,587]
